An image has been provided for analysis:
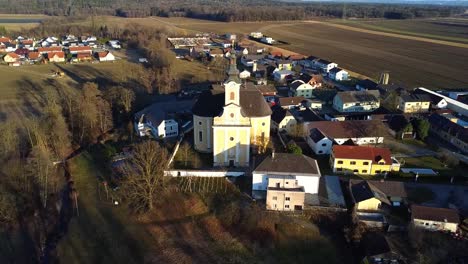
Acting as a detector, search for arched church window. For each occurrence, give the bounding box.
[230,113,234,118]
[230,92,235,101]
[230,137,234,141]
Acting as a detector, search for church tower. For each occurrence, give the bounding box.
[212,53,251,167]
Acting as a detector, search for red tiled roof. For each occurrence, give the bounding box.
[269,51,282,57]
[70,46,92,52]
[307,120,386,139]
[97,51,108,58]
[14,48,29,55]
[49,51,65,58]
[38,47,62,53]
[28,52,41,59]
[278,96,305,106]
[77,52,91,58]
[332,145,392,164]
[22,39,34,44]
[5,52,20,59]
[288,54,305,60]
[0,37,12,43]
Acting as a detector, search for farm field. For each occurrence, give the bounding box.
[333,18,468,44]
[0,13,46,30]
[164,18,468,89]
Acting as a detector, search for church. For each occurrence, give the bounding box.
[192,54,272,167]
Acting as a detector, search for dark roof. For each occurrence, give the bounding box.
[352,179,407,198]
[244,82,276,95]
[279,96,305,107]
[276,59,293,65]
[296,108,322,122]
[387,114,411,132]
[336,90,380,104]
[271,106,292,123]
[429,113,468,143]
[309,128,326,143]
[290,80,306,91]
[268,186,304,192]
[329,67,344,74]
[414,89,446,104]
[316,58,332,65]
[356,79,378,90]
[192,87,272,118]
[350,181,391,205]
[135,99,195,125]
[243,54,264,61]
[254,153,321,176]
[307,120,386,139]
[400,93,432,103]
[411,204,459,224]
[377,83,407,95]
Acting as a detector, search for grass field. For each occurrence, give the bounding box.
[0,14,46,30]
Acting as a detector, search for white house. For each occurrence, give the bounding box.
[134,99,195,139]
[239,70,251,79]
[271,107,297,134]
[261,37,274,44]
[273,69,294,82]
[329,68,348,81]
[290,80,314,99]
[305,120,386,154]
[411,205,459,233]
[96,51,115,62]
[252,153,321,197]
[306,128,333,155]
[108,40,121,49]
[313,59,338,73]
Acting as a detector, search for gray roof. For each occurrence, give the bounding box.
[336,90,380,104]
[309,128,327,143]
[192,88,272,118]
[400,93,431,103]
[352,179,407,198]
[253,153,321,176]
[135,99,195,125]
[411,205,459,224]
[329,67,344,74]
[350,180,391,205]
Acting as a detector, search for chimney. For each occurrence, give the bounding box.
[253,61,258,72]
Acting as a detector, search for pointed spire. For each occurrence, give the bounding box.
[225,52,240,83]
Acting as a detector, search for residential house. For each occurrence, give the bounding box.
[209,48,224,58]
[350,180,391,211]
[313,59,337,73]
[244,82,276,100]
[37,46,62,54]
[333,90,380,113]
[287,54,305,62]
[411,204,459,233]
[108,40,121,49]
[76,52,93,61]
[356,79,378,91]
[260,36,274,44]
[48,52,65,62]
[241,54,264,67]
[278,96,305,109]
[428,113,468,154]
[290,74,322,99]
[360,233,402,264]
[69,46,92,54]
[239,69,251,79]
[27,52,42,62]
[397,94,431,113]
[273,69,295,82]
[306,128,333,155]
[306,120,386,152]
[20,39,35,50]
[330,145,400,175]
[416,87,467,116]
[268,51,282,59]
[329,67,348,81]
[172,48,190,59]
[3,52,19,63]
[96,51,115,62]
[351,179,407,207]
[271,106,297,134]
[276,59,293,71]
[376,83,407,97]
[252,153,321,200]
[14,48,29,58]
[135,99,195,139]
[266,176,305,211]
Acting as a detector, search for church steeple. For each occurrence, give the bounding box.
[225,53,240,84]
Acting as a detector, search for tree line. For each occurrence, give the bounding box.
[0,0,465,21]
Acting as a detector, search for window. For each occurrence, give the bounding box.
[199,131,203,142]
[321,143,327,147]
[230,137,234,141]
[272,196,277,201]
[353,169,358,173]
[375,170,381,174]
[285,205,290,209]
[262,122,265,126]
[350,161,356,165]
[230,92,235,101]
[337,161,343,164]
[230,113,234,118]
[198,121,202,125]
[362,170,367,173]
[337,168,343,172]
[363,162,369,165]
[285,197,290,201]
[285,181,289,184]
[318,150,323,154]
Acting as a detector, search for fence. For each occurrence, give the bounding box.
[164,170,245,177]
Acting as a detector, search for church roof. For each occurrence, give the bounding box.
[192,87,272,117]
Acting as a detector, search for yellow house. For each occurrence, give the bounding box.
[3,52,19,63]
[397,94,431,113]
[192,54,271,167]
[330,145,400,176]
[350,181,391,211]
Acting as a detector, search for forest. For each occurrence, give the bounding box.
[0,0,465,21]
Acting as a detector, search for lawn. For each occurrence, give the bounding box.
[402,156,465,180]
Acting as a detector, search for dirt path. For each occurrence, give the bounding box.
[304,20,468,49]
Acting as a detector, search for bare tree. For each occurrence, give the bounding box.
[122,140,169,212]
